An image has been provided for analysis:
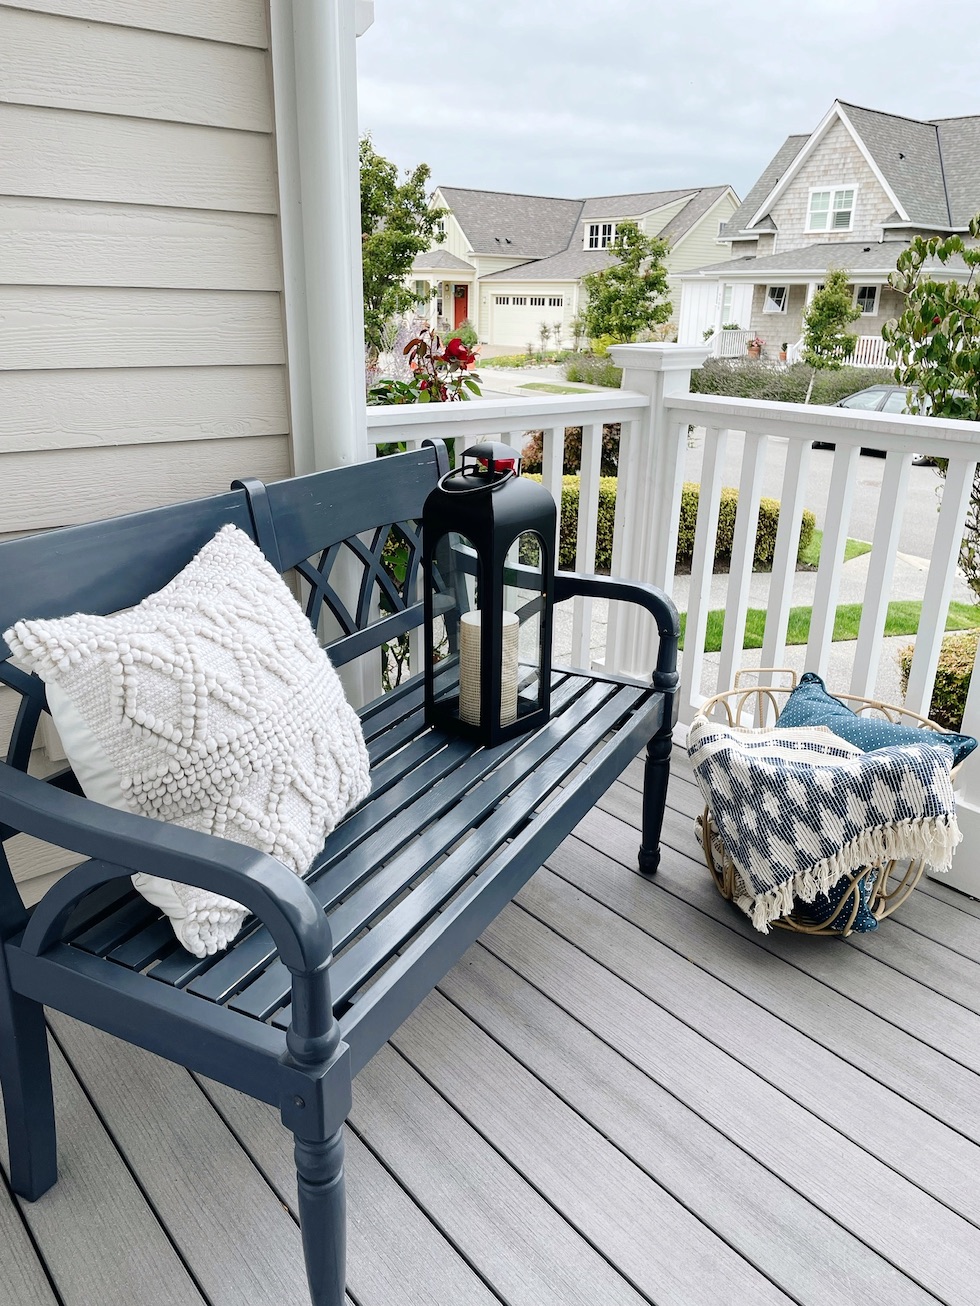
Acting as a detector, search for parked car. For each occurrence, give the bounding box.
[814,385,935,463]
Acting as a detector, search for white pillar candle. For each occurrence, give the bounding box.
[459,611,519,727]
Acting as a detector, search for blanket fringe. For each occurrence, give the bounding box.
[736,814,961,933]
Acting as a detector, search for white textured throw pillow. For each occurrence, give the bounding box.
[5,525,371,957]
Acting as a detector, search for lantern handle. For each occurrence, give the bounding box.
[435,465,517,494]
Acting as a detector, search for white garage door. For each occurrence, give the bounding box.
[490,294,566,349]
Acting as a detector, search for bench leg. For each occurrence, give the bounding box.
[638,729,671,877]
[0,985,57,1200]
[295,1127,346,1306]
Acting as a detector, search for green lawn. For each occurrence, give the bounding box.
[799,529,872,567]
[517,382,593,395]
[678,600,979,652]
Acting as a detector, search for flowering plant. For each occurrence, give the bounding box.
[368,325,482,405]
[747,334,766,350]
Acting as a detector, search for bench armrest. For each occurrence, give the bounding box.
[554,572,679,678]
[0,763,332,975]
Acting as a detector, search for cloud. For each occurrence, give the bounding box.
[358,0,980,201]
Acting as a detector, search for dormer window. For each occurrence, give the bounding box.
[586,222,616,249]
[807,187,855,232]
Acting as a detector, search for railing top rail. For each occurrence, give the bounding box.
[366,390,648,437]
[665,391,980,451]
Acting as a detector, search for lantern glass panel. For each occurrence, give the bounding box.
[506,531,547,720]
[428,531,480,719]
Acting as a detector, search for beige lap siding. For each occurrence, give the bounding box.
[0,0,291,896]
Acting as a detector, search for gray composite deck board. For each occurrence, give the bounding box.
[0,1039,205,1306]
[200,1077,502,1306]
[391,991,794,1305]
[439,929,929,1305]
[49,1011,312,1306]
[4,754,980,1303]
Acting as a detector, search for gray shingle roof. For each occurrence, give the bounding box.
[437,187,583,258]
[935,116,980,225]
[579,188,696,220]
[719,136,808,239]
[838,102,950,227]
[659,185,733,243]
[482,249,611,282]
[677,239,971,279]
[411,249,476,272]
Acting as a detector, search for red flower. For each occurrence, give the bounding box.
[932,315,942,325]
[442,337,476,366]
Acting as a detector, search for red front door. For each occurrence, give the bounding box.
[453,284,469,329]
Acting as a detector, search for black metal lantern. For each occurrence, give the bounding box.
[422,441,556,745]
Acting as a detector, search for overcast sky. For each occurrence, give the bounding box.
[357,0,980,205]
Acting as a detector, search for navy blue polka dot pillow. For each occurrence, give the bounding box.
[778,672,977,766]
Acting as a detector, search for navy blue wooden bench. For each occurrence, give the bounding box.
[0,442,678,1305]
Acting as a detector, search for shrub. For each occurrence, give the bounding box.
[529,476,815,573]
[898,629,979,730]
[522,425,621,476]
[563,354,623,387]
[691,359,893,406]
[451,318,478,347]
[676,483,815,568]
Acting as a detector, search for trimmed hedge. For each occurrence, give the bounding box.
[691,359,894,406]
[898,629,979,730]
[532,475,816,572]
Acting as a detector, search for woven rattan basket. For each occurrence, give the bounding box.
[695,669,958,937]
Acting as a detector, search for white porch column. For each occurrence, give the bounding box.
[271,0,370,476]
[605,344,707,680]
[943,643,980,893]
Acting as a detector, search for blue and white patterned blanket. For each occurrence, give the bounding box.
[687,718,961,932]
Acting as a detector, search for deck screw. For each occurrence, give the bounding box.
[293,1095,305,1108]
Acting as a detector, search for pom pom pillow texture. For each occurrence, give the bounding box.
[778,672,977,767]
[5,525,371,957]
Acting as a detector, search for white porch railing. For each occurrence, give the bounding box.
[842,335,890,367]
[364,344,980,891]
[710,328,751,358]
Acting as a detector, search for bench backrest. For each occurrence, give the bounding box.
[0,443,447,778]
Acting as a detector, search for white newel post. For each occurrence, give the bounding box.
[944,640,980,894]
[605,344,707,680]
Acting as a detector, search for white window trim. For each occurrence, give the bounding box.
[853,284,879,315]
[805,185,858,234]
[585,221,617,250]
[763,285,788,314]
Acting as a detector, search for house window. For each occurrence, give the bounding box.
[587,222,616,249]
[530,295,545,307]
[855,285,878,315]
[512,296,527,306]
[721,284,734,321]
[763,285,788,314]
[413,280,430,300]
[717,220,727,237]
[807,187,855,232]
[495,296,510,306]
[548,296,563,307]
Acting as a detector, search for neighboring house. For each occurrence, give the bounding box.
[676,100,980,354]
[412,183,739,348]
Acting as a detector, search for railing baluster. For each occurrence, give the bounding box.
[539,426,564,564]
[761,436,812,672]
[905,454,978,715]
[681,426,729,717]
[607,412,646,673]
[850,450,912,698]
[570,422,602,669]
[806,444,860,676]
[717,431,768,696]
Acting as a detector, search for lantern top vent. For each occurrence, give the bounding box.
[438,442,521,494]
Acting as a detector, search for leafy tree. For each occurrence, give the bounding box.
[359,136,445,354]
[801,269,861,401]
[581,221,672,343]
[883,216,980,596]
